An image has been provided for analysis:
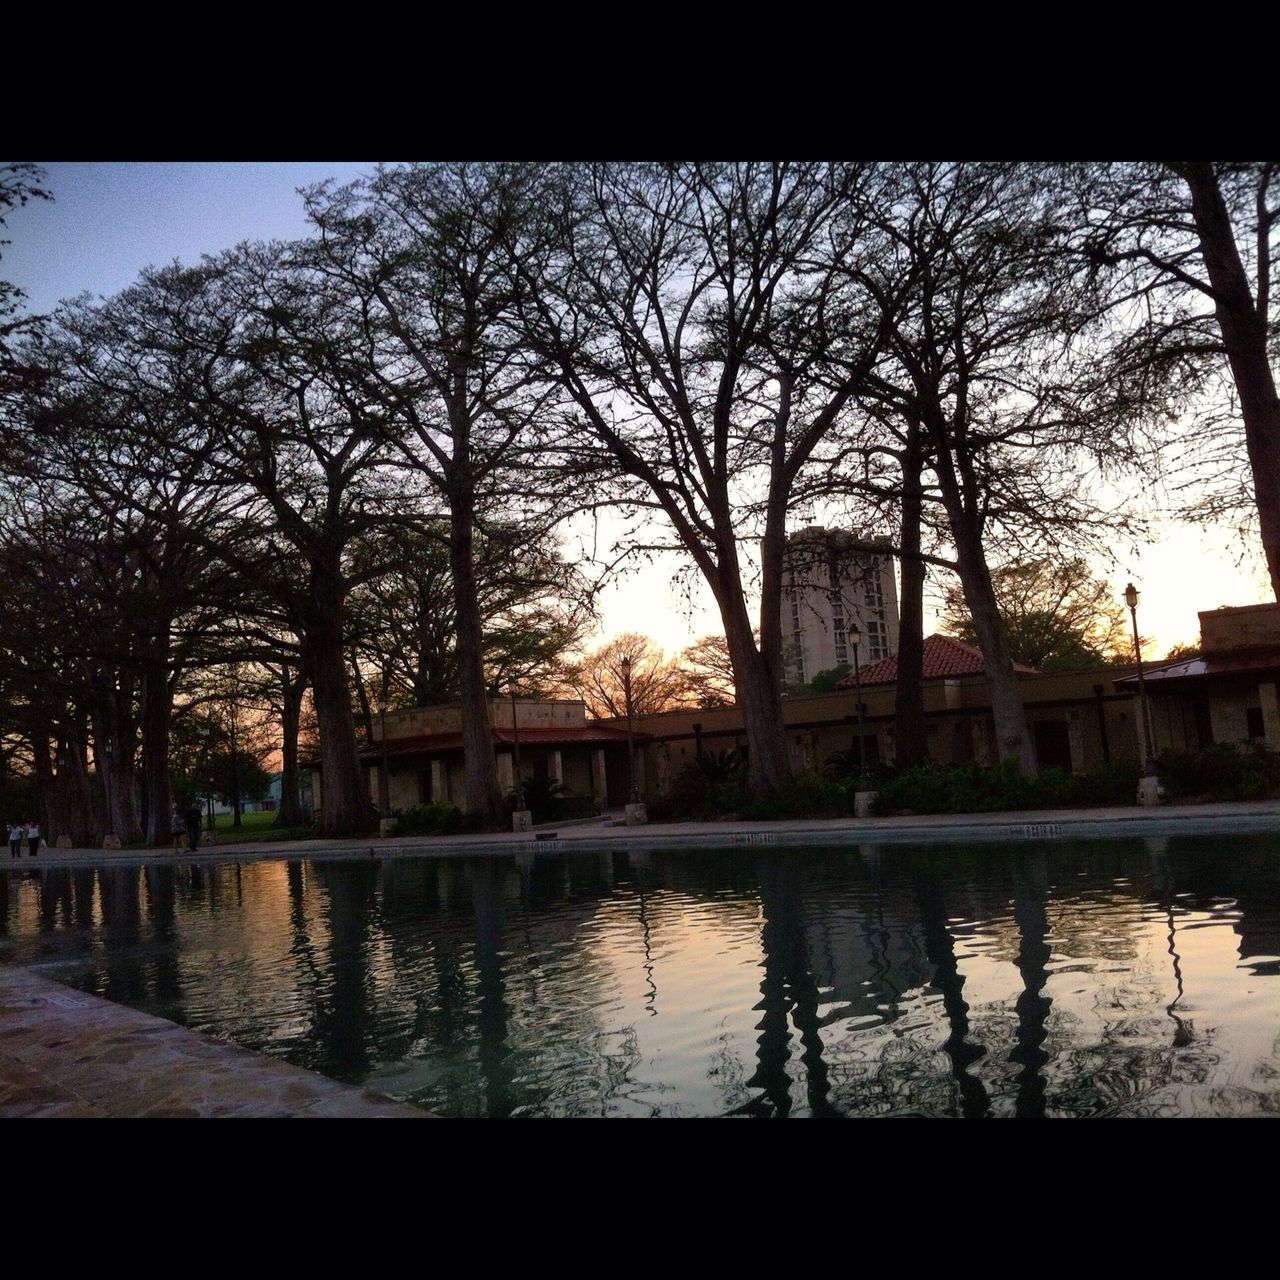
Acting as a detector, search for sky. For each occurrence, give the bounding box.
[4,161,1271,660]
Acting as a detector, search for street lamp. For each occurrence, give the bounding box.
[1124,583,1160,796]
[848,620,869,786]
[621,653,639,803]
[377,700,390,816]
[510,677,525,811]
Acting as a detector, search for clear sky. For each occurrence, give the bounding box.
[5,162,1271,660]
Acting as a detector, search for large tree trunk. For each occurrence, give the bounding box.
[308,567,375,837]
[894,426,929,767]
[140,663,174,846]
[276,665,307,828]
[30,722,54,837]
[724,595,792,801]
[947,513,1035,776]
[449,491,502,824]
[1178,162,1280,600]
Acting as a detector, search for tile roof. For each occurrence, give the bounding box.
[836,634,1039,687]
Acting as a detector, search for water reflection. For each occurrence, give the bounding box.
[0,836,1276,1117]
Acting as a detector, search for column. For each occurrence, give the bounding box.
[497,751,514,794]
[591,748,606,805]
[1260,680,1280,747]
[431,758,447,805]
[550,749,563,784]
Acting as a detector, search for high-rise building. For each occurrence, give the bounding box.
[779,526,900,686]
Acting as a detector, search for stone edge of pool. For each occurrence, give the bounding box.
[10,800,1280,870]
[0,966,431,1119]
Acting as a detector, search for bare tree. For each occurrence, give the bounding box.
[1065,161,1280,596]
[303,163,564,824]
[518,162,892,800]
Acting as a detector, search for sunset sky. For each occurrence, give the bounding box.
[7,162,1271,660]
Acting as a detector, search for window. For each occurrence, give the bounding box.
[1246,706,1266,740]
[865,617,888,661]
[833,611,847,663]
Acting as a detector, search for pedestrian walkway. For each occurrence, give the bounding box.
[12,799,1280,870]
[0,968,427,1118]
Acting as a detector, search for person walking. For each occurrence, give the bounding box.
[26,819,40,858]
[7,821,21,859]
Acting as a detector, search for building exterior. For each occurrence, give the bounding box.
[309,698,645,817]
[1114,603,1280,754]
[624,638,1144,793]
[780,526,900,686]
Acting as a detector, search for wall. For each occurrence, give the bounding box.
[1200,604,1280,652]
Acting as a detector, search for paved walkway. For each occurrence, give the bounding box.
[0,967,427,1118]
[11,799,1280,869]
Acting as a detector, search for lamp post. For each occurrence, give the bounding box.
[101,736,119,849]
[1124,582,1160,802]
[621,654,639,803]
[377,700,390,816]
[848,621,877,817]
[510,678,525,812]
[849,621,868,785]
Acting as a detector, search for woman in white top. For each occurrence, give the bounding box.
[26,821,40,857]
[7,823,20,859]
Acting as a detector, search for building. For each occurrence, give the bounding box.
[1114,603,1280,754]
[780,526,900,686]
[310,698,645,817]
[626,634,1142,789]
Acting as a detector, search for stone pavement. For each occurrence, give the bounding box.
[11,799,1280,871]
[0,967,428,1119]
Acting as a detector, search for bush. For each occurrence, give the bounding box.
[394,802,482,837]
[1156,742,1280,802]
[873,759,1141,816]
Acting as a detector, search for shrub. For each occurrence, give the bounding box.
[395,802,481,837]
[1156,742,1280,802]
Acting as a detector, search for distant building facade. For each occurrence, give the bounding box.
[308,699,643,818]
[779,526,900,687]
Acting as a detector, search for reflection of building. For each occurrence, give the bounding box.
[308,699,644,816]
[1114,604,1280,754]
[779,527,900,686]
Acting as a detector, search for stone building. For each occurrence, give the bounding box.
[339,698,644,816]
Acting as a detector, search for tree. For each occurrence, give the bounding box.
[347,520,594,707]
[677,634,738,709]
[558,633,690,720]
[845,162,1143,775]
[519,162,891,800]
[0,163,52,369]
[1065,162,1280,597]
[940,557,1132,671]
[303,163,564,826]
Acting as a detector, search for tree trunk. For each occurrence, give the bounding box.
[725,591,792,800]
[30,724,54,837]
[140,664,174,845]
[276,666,307,828]
[308,568,375,836]
[449,492,502,824]
[1178,162,1280,600]
[894,426,929,767]
[948,513,1035,776]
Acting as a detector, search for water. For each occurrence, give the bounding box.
[1,836,1277,1117]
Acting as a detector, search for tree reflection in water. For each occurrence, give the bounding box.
[0,834,1274,1117]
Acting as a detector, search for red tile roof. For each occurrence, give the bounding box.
[836,634,1039,687]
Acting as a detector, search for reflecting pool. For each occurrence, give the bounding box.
[1,836,1278,1117]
